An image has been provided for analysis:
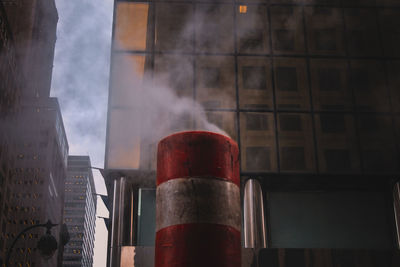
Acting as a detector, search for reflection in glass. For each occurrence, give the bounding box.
[238,57,272,110]
[237,5,269,54]
[196,56,236,109]
[115,3,150,51]
[195,4,234,53]
[240,112,276,172]
[155,3,193,52]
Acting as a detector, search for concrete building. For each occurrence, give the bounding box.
[63,156,97,267]
[2,98,68,267]
[0,1,67,266]
[105,0,400,266]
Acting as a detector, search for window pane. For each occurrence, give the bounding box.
[106,109,141,169]
[240,112,277,172]
[315,112,360,173]
[358,115,398,172]
[379,9,400,57]
[278,113,315,172]
[236,5,269,54]
[274,58,310,111]
[195,4,234,53]
[110,54,149,107]
[137,188,156,246]
[154,55,194,98]
[351,60,390,112]
[114,2,151,51]
[238,57,273,110]
[344,9,380,57]
[269,191,393,249]
[196,56,236,109]
[155,3,193,52]
[387,60,400,113]
[202,111,237,141]
[310,59,352,111]
[271,6,305,54]
[305,7,345,55]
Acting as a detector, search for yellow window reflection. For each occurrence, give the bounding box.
[115,3,149,50]
[239,5,247,14]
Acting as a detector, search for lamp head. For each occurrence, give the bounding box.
[37,233,58,260]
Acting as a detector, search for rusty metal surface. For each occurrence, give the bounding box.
[156,177,241,231]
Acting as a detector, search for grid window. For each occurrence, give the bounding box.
[343,0,376,6]
[242,66,267,90]
[155,3,193,52]
[238,57,273,110]
[358,115,398,172]
[278,113,315,172]
[320,114,346,133]
[114,2,152,51]
[240,112,276,172]
[305,7,345,55]
[315,29,337,51]
[379,9,400,57]
[274,58,310,110]
[324,149,351,172]
[281,147,306,171]
[196,56,236,109]
[236,5,269,54]
[387,61,400,112]
[274,30,295,51]
[154,55,193,98]
[195,4,234,53]
[310,59,351,111]
[350,61,390,112]
[276,67,297,92]
[246,147,271,171]
[318,69,341,92]
[345,9,380,57]
[246,113,269,131]
[201,67,221,89]
[279,115,302,132]
[204,111,237,141]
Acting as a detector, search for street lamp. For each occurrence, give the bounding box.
[3,220,68,267]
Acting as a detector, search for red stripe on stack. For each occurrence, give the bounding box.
[156,131,241,267]
[155,224,241,267]
[157,131,240,186]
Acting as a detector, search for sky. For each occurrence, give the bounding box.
[50,0,114,266]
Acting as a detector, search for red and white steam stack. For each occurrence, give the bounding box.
[155,131,241,267]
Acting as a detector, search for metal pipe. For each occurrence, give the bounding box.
[244,179,267,249]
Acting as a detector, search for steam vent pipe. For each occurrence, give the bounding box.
[155,131,241,267]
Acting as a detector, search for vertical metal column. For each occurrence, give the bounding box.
[109,176,127,267]
[244,179,267,249]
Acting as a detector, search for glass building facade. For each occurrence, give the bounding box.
[1,98,69,267]
[105,0,400,265]
[63,156,97,267]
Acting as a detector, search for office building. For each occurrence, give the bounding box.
[63,156,97,267]
[1,98,68,267]
[105,0,400,266]
[0,1,65,265]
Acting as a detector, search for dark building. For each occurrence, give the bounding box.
[105,0,400,266]
[63,156,97,267]
[0,0,58,100]
[0,1,68,266]
[1,98,68,267]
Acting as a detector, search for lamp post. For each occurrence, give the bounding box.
[3,220,65,267]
